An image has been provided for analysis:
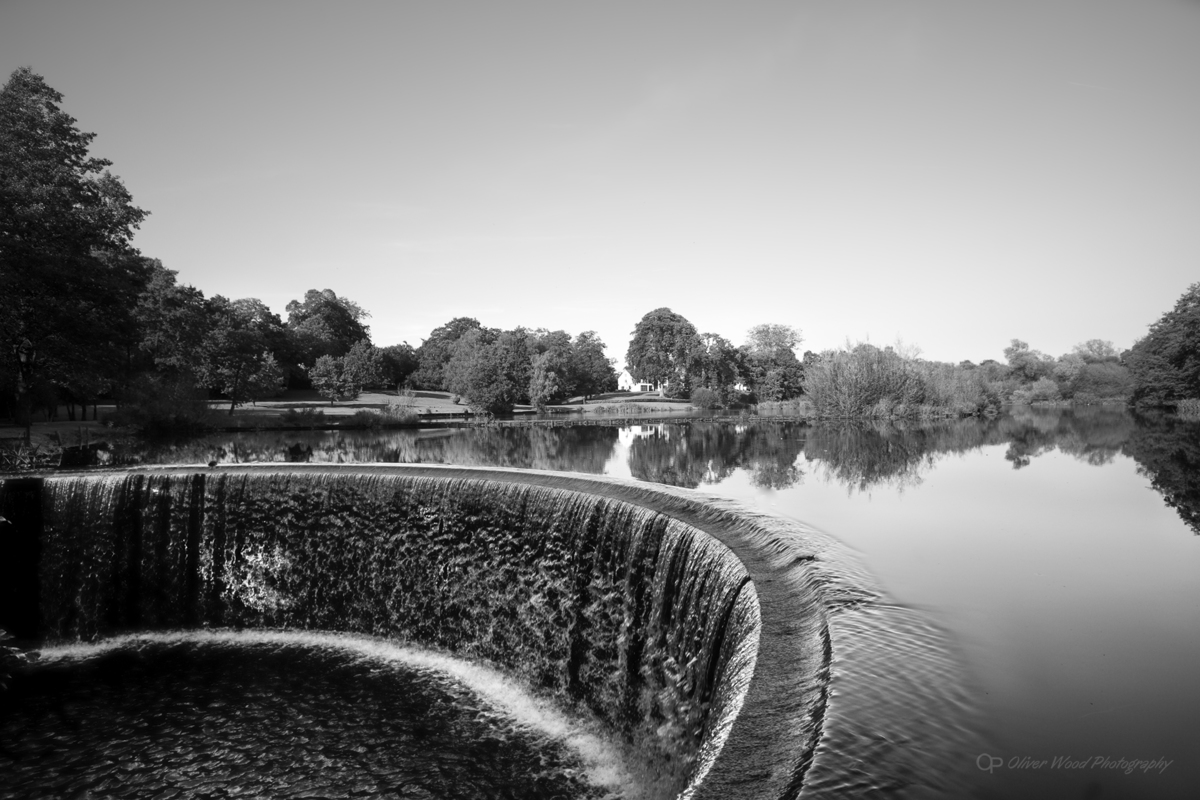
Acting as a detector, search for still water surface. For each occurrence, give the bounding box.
[89,408,1200,798]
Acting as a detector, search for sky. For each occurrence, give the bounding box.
[3,0,1198,366]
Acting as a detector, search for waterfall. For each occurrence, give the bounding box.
[2,463,983,799]
[6,469,759,797]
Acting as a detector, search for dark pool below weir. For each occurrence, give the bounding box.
[2,632,620,800]
[0,464,983,799]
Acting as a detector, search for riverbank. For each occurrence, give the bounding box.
[0,389,710,453]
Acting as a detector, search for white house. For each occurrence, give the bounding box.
[617,369,659,393]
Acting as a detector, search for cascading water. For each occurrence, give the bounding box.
[3,468,762,799]
[0,464,983,799]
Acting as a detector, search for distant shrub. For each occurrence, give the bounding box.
[801,342,1003,418]
[1012,376,1061,405]
[803,343,925,416]
[1072,361,1134,402]
[380,400,420,424]
[754,398,817,418]
[112,374,215,433]
[690,387,722,409]
[344,409,383,428]
[342,403,420,429]
[280,407,326,427]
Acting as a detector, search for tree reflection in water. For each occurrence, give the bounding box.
[98,406,1200,534]
[1123,411,1200,535]
[625,423,805,490]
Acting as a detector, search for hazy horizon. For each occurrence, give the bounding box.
[3,0,1197,366]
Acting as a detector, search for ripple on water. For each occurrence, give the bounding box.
[0,630,651,800]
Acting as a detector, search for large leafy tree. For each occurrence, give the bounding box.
[625,308,699,394]
[745,323,803,355]
[1073,339,1119,363]
[526,329,617,407]
[443,327,533,415]
[527,329,574,408]
[570,331,617,400]
[740,323,803,400]
[198,296,285,414]
[285,289,371,366]
[690,332,743,399]
[445,329,516,415]
[412,316,486,390]
[1003,339,1053,383]
[1,67,149,429]
[307,341,381,404]
[1127,283,1200,406]
[135,261,212,376]
[379,342,419,388]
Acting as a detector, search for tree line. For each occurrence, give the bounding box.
[624,308,805,406]
[620,299,1198,419]
[792,280,1200,419]
[0,68,625,428]
[3,67,1197,434]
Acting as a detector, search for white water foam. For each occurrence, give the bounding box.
[37,629,649,799]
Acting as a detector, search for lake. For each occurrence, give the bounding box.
[61,407,1200,798]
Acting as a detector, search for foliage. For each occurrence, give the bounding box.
[689,387,723,409]
[625,308,699,394]
[754,398,817,418]
[1052,353,1086,392]
[412,317,485,390]
[304,341,382,404]
[280,407,326,427]
[803,342,1004,418]
[689,332,742,401]
[309,355,350,404]
[342,402,420,428]
[1127,283,1200,406]
[445,328,525,415]
[1071,361,1134,404]
[341,340,384,391]
[527,351,561,410]
[111,373,215,433]
[744,348,803,401]
[241,353,286,405]
[379,342,419,388]
[285,289,371,366]
[745,323,803,354]
[197,296,286,414]
[1004,340,1054,383]
[381,400,421,423]
[570,330,618,399]
[920,361,1001,414]
[134,262,212,375]
[1073,339,1119,362]
[736,323,804,401]
[803,343,925,416]
[1011,376,1062,405]
[523,329,618,405]
[1,68,151,421]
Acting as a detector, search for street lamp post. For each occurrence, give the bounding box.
[14,339,35,446]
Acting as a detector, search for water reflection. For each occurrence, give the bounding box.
[1123,412,1200,535]
[91,407,1200,534]
[113,426,620,475]
[625,423,805,490]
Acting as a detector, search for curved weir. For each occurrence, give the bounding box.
[0,465,982,799]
